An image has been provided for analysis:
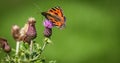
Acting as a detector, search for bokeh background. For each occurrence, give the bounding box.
[0,0,120,63]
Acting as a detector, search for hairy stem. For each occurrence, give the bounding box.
[39,37,51,57]
[31,38,49,61]
[40,41,48,55]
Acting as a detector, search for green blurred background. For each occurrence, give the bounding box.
[0,0,120,63]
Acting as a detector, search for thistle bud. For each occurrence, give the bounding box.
[44,27,52,37]
[11,25,20,41]
[0,38,11,53]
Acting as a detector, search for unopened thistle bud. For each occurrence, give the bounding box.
[0,38,11,53]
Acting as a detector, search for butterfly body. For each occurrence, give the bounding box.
[41,7,66,28]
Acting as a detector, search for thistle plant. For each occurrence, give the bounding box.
[0,16,63,63]
[0,38,11,53]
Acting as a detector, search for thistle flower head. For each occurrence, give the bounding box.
[11,25,20,41]
[43,19,53,38]
[43,19,54,28]
[26,17,36,38]
[0,38,11,53]
[21,17,37,44]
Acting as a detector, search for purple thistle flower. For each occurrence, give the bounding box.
[43,19,53,38]
[43,19,54,28]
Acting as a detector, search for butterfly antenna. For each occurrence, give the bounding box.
[33,3,42,12]
[32,3,45,22]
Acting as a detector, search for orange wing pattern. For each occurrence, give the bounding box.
[41,7,66,28]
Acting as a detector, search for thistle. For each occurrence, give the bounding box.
[11,25,21,55]
[20,17,37,44]
[43,19,53,38]
[0,38,11,53]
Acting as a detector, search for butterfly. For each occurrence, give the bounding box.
[41,7,66,28]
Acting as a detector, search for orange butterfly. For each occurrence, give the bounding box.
[41,7,66,28]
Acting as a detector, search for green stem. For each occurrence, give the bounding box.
[7,54,10,60]
[39,37,51,57]
[31,38,49,61]
[40,41,48,56]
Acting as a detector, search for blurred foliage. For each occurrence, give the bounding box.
[0,0,120,63]
[1,38,52,63]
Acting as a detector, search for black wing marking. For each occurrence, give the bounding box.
[41,12,61,21]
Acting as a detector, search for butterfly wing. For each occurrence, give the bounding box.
[41,12,61,21]
[41,7,66,28]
